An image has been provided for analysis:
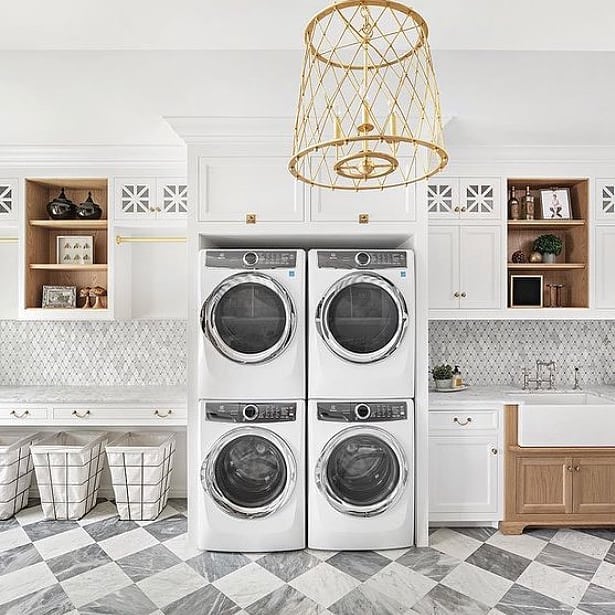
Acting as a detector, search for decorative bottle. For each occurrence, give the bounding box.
[508,186,520,220]
[523,185,535,220]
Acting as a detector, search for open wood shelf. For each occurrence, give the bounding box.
[29,264,108,271]
[507,220,585,229]
[30,220,108,230]
[507,263,586,271]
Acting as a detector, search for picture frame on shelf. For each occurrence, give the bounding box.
[510,275,543,308]
[540,188,571,220]
[56,235,94,265]
[41,285,77,309]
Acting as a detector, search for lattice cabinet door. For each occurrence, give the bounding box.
[0,180,18,222]
[459,178,501,219]
[114,179,155,220]
[596,180,615,220]
[156,178,189,219]
[426,178,459,218]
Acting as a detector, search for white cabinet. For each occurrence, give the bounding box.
[596,180,615,220]
[115,178,188,221]
[0,237,18,319]
[594,226,615,308]
[308,184,415,222]
[429,225,502,310]
[429,408,501,523]
[427,177,501,219]
[198,157,305,223]
[0,180,17,222]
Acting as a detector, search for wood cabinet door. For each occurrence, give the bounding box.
[572,457,615,515]
[516,457,572,515]
[594,226,615,309]
[428,226,459,309]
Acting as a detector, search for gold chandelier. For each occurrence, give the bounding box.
[289,0,448,191]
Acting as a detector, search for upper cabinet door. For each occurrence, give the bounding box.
[428,226,460,310]
[459,178,501,219]
[427,178,458,219]
[596,180,615,220]
[157,178,189,219]
[0,179,18,223]
[309,184,416,222]
[115,179,156,220]
[594,226,615,309]
[198,158,305,223]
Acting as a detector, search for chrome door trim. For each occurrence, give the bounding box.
[316,272,408,364]
[315,425,408,517]
[202,272,296,364]
[201,426,297,519]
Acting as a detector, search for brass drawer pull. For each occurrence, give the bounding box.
[10,410,30,418]
[72,410,91,418]
[453,416,472,426]
[155,409,173,418]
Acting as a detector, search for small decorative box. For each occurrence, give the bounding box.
[57,235,94,265]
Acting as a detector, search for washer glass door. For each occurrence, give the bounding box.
[203,272,296,364]
[317,272,408,363]
[316,426,408,516]
[202,427,297,518]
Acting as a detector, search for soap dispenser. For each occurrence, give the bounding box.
[452,365,463,388]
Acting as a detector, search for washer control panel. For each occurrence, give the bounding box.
[206,402,297,423]
[317,401,407,422]
[206,250,297,269]
[317,250,407,269]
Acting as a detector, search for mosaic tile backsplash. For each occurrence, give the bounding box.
[0,321,187,385]
[429,320,615,387]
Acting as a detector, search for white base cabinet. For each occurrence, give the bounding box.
[594,226,615,309]
[429,408,502,524]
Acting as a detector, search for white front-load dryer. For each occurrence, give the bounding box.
[198,399,305,552]
[199,249,305,400]
[308,249,415,399]
[307,398,414,550]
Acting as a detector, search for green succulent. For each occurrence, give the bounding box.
[432,364,453,380]
[533,234,563,255]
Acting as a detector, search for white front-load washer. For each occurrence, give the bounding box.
[199,249,305,400]
[308,249,415,399]
[198,399,305,552]
[307,398,414,550]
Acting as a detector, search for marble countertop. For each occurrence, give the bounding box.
[429,385,615,408]
[0,385,187,405]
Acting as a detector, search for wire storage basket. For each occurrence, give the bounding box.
[0,432,41,520]
[106,432,176,521]
[30,431,108,520]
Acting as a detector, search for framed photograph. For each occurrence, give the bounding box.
[42,285,77,309]
[510,275,543,308]
[57,235,94,265]
[540,188,571,220]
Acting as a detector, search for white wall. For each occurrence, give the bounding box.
[1,49,614,148]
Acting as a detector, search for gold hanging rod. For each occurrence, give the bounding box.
[115,235,187,245]
[0,237,18,243]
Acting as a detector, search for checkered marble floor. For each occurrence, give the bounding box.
[2,502,615,615]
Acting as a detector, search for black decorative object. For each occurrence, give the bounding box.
[76,191,102,220]
[46,188,76,220]
[511,250,527,263]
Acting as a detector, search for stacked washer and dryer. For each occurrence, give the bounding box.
[197,247,415,552]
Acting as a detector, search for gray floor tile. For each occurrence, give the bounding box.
[78,583,157,615]
[580,529,615,542]
[329,583,407,615]
[256,551,321,582]
[0,583,74,615]
[186,551,251,582]
[83,517,139,542]
[396,546,460,581]
[162,584,240,615]
[117,544,182,582]
[143,514,187,542]
[167,499,188,514]
[246,585,324,615]
[47,543,112,582]
[467,544,532,582]
[524,528,559,542]
[413,584,490,615]
[453,527,499,542]
[0,518,18,534]
[327,551,391,582]
[578,583,615,615]
[0,543,42,575]
[604,543,615,565]
[536,543,601,581]
[23,520,79,542]
[496,584,574,615]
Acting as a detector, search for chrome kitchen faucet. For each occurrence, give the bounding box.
[522,360,556,390]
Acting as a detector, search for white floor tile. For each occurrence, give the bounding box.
[0,526,30,553]
[163,533,202,561]
[135,505,177,526]
[429,528,482,560]
[15,505,45,526]
[98,527,158,560]
[78,501,119,526]
[362,561,436,608]
[517,560,589,607]
[486,532,547,560]
[61,561,132,608]
[34,527,94,560]
[374,547,412,560]
[441,561,513,607]
[550,529,611,560]
[306,548,338,561]
[0,562,56,606]
[592,561,615,592]
[289,562,360,607]
[137,562,208,608]
[213,561,285,608]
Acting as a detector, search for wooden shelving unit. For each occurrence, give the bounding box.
[24,178,109,311]
[507,178,589,308]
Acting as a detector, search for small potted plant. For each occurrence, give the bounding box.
[533,234,563,264]
[432,363,454,390]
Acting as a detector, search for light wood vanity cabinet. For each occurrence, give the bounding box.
[503,405,615,534]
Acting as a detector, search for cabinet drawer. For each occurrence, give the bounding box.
[52,407,186,421]
[0,407,48,420]
[430,410,499,432]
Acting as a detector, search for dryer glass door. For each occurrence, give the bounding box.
[317,272,408,363]
[203,272,296,364]
[316,426,408,517]
[202,427,297,519]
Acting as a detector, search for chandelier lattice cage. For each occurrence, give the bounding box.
[289,0,448,191]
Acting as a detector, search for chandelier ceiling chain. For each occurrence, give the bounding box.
[289,0,448,191]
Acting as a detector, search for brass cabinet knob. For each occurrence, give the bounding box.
[454,291,460,298]
[574,465,581,472]
[10,409,30,418]
[461,206,467,212]
[491,447,498,455]
[454,206,460,212]
[567,465,573,472]
[461,292,467,298]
